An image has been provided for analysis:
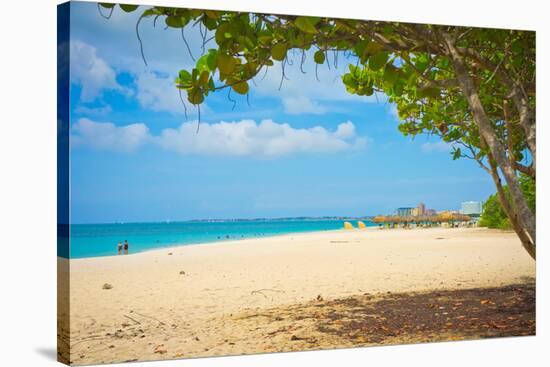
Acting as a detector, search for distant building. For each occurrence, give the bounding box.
[425,209,436,216]
[396,203,430,217]
[396,207,415,216]
[461,201,482,216]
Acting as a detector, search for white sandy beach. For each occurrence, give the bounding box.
[59,227,535,364]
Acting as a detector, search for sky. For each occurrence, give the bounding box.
[67,2,495,224]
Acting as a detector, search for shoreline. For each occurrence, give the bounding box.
[62,226,535,364]
[68,225,516,260]
[69,227,374,260]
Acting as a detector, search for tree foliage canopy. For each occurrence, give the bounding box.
[99,3,536,259]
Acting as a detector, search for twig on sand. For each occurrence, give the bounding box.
[124,314,141,325]
[130,310,166,325]
[251,288,285,299]
[71,335,106,347]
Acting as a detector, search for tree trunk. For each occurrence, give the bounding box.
[442,33,536,260]
[486,151,536,259]
[509,86,536,170]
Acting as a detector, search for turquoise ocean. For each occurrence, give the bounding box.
[70,219,374,258]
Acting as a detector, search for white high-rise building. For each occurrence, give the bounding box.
[461,201,482,215]
[417,202,425,216]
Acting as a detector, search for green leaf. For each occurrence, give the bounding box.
[364,42,384,56]
[199,70,210,86]
[418,87,440,99]
[166,16,186,28]
[119,4,139,12]
[204,10,220,19]
[364,85,374,96]
[383,65,399,86]
[196,54,210,72]
[383,24,394,36]
[353,40,370,63]
[188,88,204,105]
[218,54,237,75]
[204,17,218,31]
[342,73,354,86]
[271,43,288,61]
[295,16,319,34]
[452,147,461,160]
[206,50,218,71]
[232,81,249,95]
[178,70,192,85]
[415,54,430,72]
[142,8,162,17]
[258,32,273,46]
[314,50,326,64]
[215,24,230,44]
[369,52,389,71]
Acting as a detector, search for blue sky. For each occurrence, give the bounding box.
[68,2,494,224]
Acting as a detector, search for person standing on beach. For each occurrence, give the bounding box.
[123,240,129,255]
[117,241,123,255]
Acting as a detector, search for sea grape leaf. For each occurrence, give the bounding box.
[295,16,320,34]
[119,4,139,12]
[314,50,326,64]
[271,43,288,61]
[232,81,249,95]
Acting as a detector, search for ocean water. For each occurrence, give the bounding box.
[69,219,374,258]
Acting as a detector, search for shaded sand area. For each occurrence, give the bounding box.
[58,227,535,364]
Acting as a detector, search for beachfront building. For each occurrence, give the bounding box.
[461,201,482,224]
[461,201,482,216]
[425,209,436,216]
[396,202,428,217]
[396,207,415,216]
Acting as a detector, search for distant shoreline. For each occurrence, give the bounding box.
[68,219,376,259]
[71,216,375,226]
[68,227,363,260]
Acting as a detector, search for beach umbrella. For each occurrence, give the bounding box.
[343,221,354,230]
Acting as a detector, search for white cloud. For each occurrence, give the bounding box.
[421,141,454,153]
[335,121,357,139]
[73,104,112,116]
[134,71,185,114]
[71,118,367,157]
[158,119,366,157]
[134,71,212,117]
[71,118,150,152]
[70,40,203,117]
[70,40,126,102]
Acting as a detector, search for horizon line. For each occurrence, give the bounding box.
[69,215,380,226]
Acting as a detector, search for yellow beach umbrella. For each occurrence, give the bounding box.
[343,221,354,230]
[357,221,366,229]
